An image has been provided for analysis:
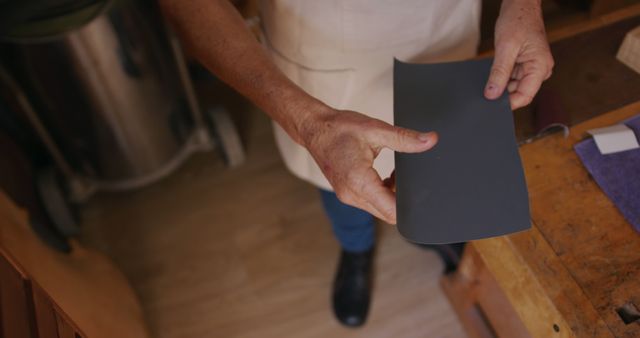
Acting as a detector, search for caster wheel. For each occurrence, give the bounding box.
[29,219,72,253]
[207,106,246,168]
[36,166,80,237]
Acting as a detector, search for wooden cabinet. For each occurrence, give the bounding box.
[0,192,150,338]
[0,252,84,338]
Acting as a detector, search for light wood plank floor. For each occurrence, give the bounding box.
[79,110,467,338]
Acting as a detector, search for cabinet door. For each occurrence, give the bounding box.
[0,254,35,338]
[32,283,61,338]
[0,253,85,338]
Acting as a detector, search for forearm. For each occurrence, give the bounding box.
[499,0,543,23]
[160,0,328,145]
[500,0,541,8]
[161,0,441,223]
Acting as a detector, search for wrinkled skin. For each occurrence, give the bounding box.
[163,0,553,225]
[300,109,437,224]
[485,0,555,109]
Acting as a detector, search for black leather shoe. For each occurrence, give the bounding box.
[332,248,373,327]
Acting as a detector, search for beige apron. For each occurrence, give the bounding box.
[260,0,481,191]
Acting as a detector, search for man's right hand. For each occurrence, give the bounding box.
[161,0,437,224]
[299,108,438,224]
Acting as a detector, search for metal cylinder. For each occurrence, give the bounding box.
[1,0,193,181]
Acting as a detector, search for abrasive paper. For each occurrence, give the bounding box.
[394,58,531,244]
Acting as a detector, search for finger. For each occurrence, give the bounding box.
[362,184,397,224]
[545,55,555,80]
[351,168,397,224]
[509,68,546,109]
[383,171,396,192]
[334,185,390,223]
[343,184,394,224]
[374,126,438,154]
[507,80,518,93]
[362,197,394,224]
[335,166,396,223]
[510,64,523,81]
[485,44,519,100]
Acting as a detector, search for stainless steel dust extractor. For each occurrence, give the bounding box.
[0,0,245,236]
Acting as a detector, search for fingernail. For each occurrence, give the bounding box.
[418,132,433,142]
[485,83,498,98]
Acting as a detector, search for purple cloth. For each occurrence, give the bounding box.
[574,115,640,232]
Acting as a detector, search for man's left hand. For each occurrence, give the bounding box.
[484,0,554,109]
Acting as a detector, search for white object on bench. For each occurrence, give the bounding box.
[617,25,640,74]
[588,124,640,155]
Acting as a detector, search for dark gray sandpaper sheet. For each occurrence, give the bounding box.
[394,58,531,244]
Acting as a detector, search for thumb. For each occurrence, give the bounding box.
[485,46,518,100]
[375,125,438,153]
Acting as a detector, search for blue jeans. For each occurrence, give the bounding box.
[319,189,375,253]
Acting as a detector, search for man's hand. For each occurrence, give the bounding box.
[484,0,554,109]
[300,109,437,224]
[162,0,436,224]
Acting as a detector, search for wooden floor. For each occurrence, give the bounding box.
[78,110,467,338]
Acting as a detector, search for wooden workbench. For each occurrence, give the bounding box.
[443,101,640,338]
